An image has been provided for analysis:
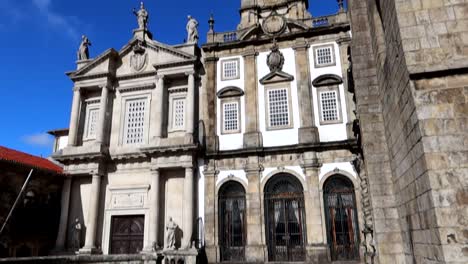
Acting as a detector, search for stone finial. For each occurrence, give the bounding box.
[77,35,91,61]
[337,0,345,12]
[208,13,215,33]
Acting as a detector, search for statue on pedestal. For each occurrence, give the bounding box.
[72,218,82,251]
[186,15,199,44]
[77,35,91,61]
[165,217,177,250]
[133,2,149,31]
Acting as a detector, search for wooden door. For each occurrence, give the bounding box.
[110,215,144,254]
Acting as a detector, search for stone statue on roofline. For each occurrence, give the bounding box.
[133,2,149,31]
[186,15,199,44]
[77,35,91,61]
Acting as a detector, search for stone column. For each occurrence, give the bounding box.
[244,157,265,262]
[96,85,109,144]
[68,87,82,146]
[203,163,218,262]
[152,75,165,142]
[337,36,355,139]
[186,72,195,143]
[183,166,194,248]
[293,40,319,144]
[53,176,72,252]
[301,152,327,263]
[144,168,160,251]
[243,49,262,148]
[79,173,102,254]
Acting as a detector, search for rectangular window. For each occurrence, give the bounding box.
[223,101,239,133]
[267,88,290,128]
[221,59,240,80]
[172,98,185,130]
[124,98,147,144]
[320,91,339,122]
[315,45,335,67]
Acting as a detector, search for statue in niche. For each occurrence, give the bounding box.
[133,2,149,31]
[186,15,199,44]
[165,217,178,250]
[77,35,91,61]
[72,218,82,250]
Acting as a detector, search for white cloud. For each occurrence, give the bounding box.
[22,133,54,147]
[32,0,79,39]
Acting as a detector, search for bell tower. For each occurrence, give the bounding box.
[238,0,311,30]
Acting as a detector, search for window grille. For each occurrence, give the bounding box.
[223,102,239,132]
[316,46,333,66]
[172,98,185,129]
[85,107,99,139]
[222,60,238,79]
[124,98,147,144]
[320,91,339,122]
[268,88,290,127]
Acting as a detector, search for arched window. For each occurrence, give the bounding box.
[264,174,306,262]
[324,176,360,261]
[218,181,246,261]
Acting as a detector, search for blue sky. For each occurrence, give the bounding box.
[0,0,344,157]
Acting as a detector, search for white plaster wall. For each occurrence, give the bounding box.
[258,48,300,147]
[262,166,305,181]
[197,159,205,223]
[319,162,357,181]
[216,56,245,151]
[216,170,248,187]
[57,136,68,151]
[309,42,348,142]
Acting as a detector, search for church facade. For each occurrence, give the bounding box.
[24,0,467,264]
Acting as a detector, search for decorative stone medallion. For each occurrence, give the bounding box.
[262,11,286,36]
[130,41,148,72]
[267,40,285,72]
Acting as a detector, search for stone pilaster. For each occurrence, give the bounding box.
[202,56,218,152]
[96,84,109,144]
[144,168,160,251]
[153,75,165,142]
[301,152,328,263]
[293,40,319,144]
[243,156,265,262]
[243,49,262,148]
[203,162,219,263]
[53,176,72,252]
[337,35,356,140]
[183,166,195,248]
[185,72,195,143]
[68,87,81,146]
[79,173,102,255]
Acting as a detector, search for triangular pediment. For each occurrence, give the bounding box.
[260,70,294,85]
[67,48,119,79]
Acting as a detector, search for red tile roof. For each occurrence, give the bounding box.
[0,146,63,174]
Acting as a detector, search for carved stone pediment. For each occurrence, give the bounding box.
[217,86,244,98]
[260,71,294,85]
[312,74,343,87]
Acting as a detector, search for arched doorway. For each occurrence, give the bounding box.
[218,181,246,261]
[264,174,306,262]
[324,176,360,261]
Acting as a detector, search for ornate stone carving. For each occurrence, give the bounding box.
[77,35,91,61]
[186,15,199,44]
[133,2,149,31]
[130,41,148,72]
[267,40,284,72]
[262,11,286,36]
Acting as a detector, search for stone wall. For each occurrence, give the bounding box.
[349,0,468,263]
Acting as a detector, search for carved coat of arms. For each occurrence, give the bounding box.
[130,42,148,72]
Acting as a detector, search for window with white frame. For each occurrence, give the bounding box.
[171,97,185,130]
[266,87,292,129]
[314,45,335,67]
[222,101,240,134]
[318,88,342,124]
[123,98,147,144]
[221,59,240,80]
[83,102,100,140]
